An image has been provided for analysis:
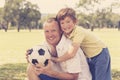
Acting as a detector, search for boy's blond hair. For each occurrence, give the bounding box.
[56,8,77,23]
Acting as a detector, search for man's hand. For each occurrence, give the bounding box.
[34,60,53,75]
[25,49,31,63]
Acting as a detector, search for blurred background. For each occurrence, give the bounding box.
[0,0,120,32]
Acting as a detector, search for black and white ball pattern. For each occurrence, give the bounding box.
[28,45,50,66]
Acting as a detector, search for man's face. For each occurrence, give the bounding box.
[44,21,62,46]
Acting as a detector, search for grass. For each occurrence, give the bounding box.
[0,29,120,80]
[93,29,120,70]
[0,63,27,80]
[0,30,45,64]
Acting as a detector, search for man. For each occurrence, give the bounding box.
[26,17,92,80]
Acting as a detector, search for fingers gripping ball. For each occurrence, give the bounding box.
[28,45,50,66]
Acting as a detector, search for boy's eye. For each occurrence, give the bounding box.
[66,21,70,23]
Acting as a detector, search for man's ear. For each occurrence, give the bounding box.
[74,19,78,25]
[60,30,63,34]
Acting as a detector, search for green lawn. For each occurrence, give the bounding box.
[0,30,45,65]
[93,29,120,70]
[0,30,45,80]
[0,29,120,80]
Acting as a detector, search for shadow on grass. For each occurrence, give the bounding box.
[0,63,120,80]
[112,69,120,80]
[0,63,27,80]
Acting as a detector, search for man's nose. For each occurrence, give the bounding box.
[48,32,53,36]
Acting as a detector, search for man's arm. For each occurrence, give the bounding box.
[35,60,79,80]
[44,69,79,80]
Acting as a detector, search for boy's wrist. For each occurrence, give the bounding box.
[56,58,59,62]
[57,58,62,62]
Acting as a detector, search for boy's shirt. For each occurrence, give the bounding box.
[56,35,92,80]
[68,26,106,58]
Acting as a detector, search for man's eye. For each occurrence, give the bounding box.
[45,31,49,33]
[67,21,70,23]
[52,30,56,32]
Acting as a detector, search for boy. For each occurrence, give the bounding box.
[51,8,111,80]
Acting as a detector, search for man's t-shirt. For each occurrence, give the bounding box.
[56,35,92,80]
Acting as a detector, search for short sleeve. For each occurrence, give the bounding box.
[69,27,85,45]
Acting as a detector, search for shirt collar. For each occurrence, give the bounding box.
[56,35,66,48]
[68,26,76,39]
[43,42,52,52]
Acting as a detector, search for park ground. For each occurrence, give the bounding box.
[0,29,120,80]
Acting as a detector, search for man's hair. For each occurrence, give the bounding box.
[43,17,57,27]
[43,17,62,30]
[56,8,77,22]
[46,17,57,23]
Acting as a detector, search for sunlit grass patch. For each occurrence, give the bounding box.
[0,63,27,80]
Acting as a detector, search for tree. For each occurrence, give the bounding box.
[76,0,120,31]
[0,8,7,32]
[18,1,41,32]
[3,0,25,32]
[3,0,41,32]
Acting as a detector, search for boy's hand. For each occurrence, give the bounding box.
[51,57,59,63]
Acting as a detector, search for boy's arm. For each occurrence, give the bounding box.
[51,43,80,62]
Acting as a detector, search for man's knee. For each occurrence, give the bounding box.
[26,64,40,80]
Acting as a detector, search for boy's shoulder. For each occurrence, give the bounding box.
[75,26,86,32]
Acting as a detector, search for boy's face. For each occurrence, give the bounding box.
[59,16,76,35]
[44,21,62,46]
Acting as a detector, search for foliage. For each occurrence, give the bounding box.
[76,0,120,31]
[1,0,41,32]
[0,0,120,31]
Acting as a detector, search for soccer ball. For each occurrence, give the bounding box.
[28,45,51,66]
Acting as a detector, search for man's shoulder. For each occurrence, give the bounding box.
[57,35,72,46]
[62,35,72,42]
